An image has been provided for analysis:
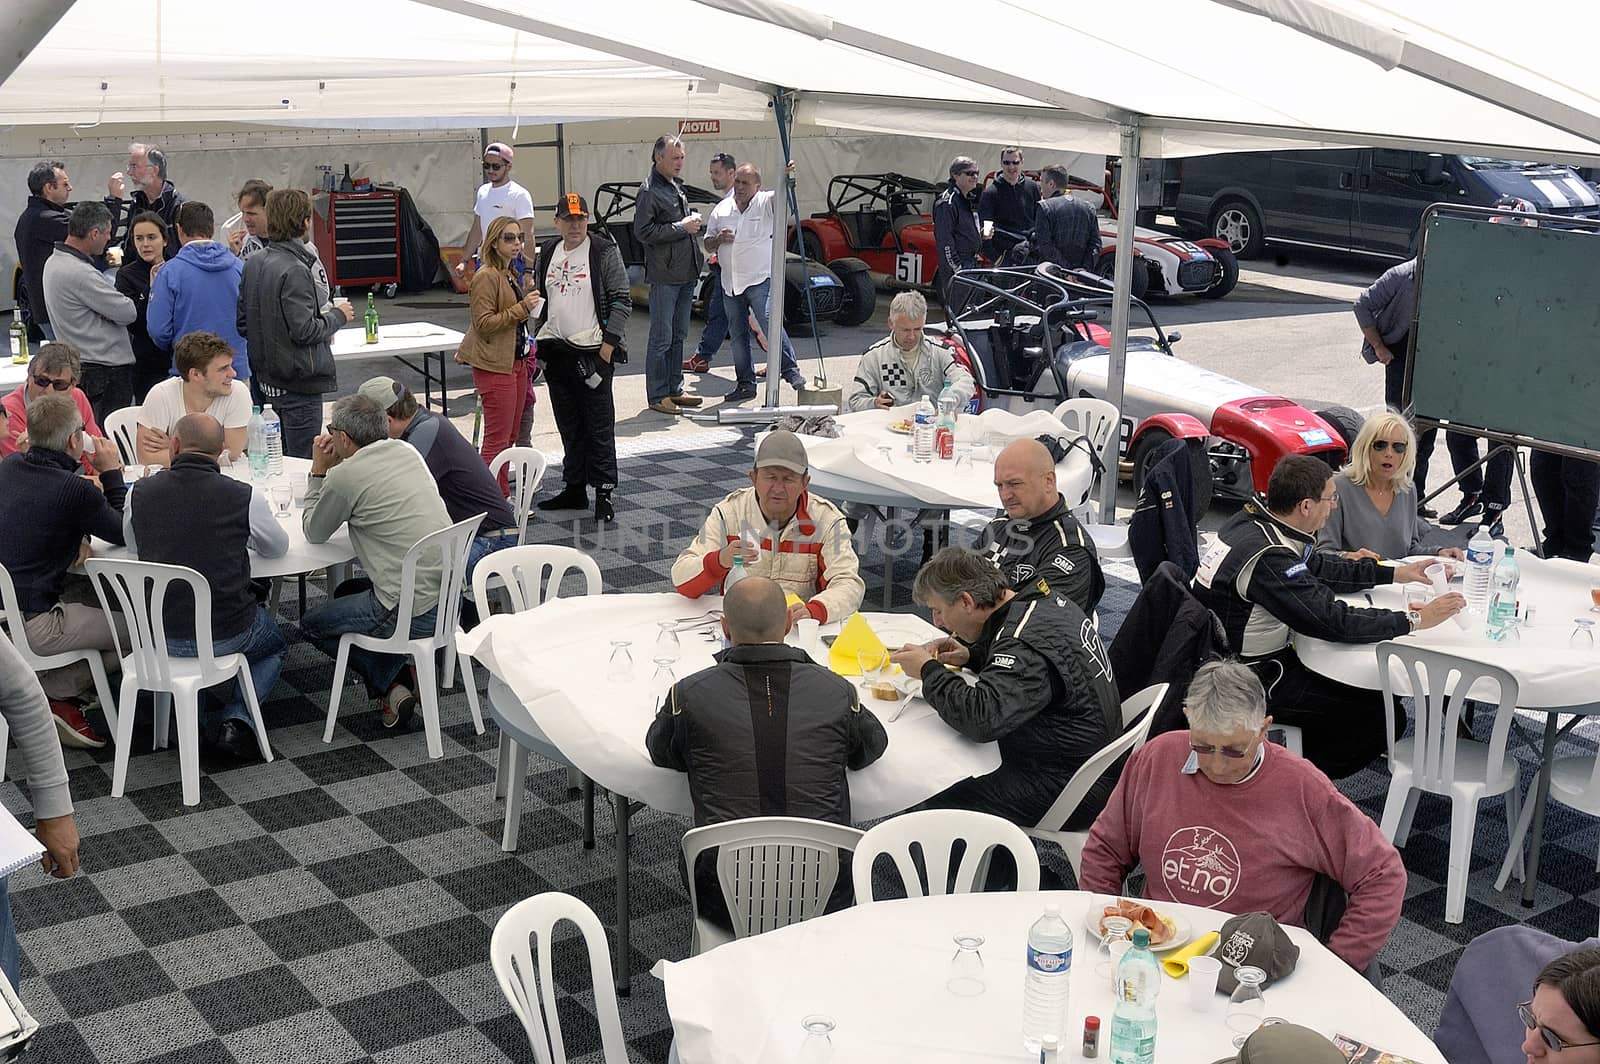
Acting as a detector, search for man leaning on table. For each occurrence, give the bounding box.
[672,430,864,626]
[1080,660,1405,974]
[846,290,974,412]
[976,438,1104,613]
[1191,454,1465,780]
[136,331,252,467]
[122,413,287,763]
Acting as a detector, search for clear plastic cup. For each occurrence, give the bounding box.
[1187,955,1222,1010]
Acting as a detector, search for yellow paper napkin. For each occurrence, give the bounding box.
[829,614,889,676]
[1161,931,1219,978]
[785,593,804,609]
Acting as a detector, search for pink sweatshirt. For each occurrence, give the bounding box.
[1079,730,1404,971]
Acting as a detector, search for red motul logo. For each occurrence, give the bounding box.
[679,119,721,135]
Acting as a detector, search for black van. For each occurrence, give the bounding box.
[1172,149,1600,260]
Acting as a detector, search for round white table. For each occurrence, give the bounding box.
[0,357,28,392]
[659,891,1445,1064]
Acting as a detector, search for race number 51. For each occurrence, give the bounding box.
[895,252,923,284]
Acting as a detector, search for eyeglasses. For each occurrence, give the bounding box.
[500,232,525,242]
[31,374,73,391]
[958,170,980,177]
[325,422,346,436]
[1517,1002,1600,1052]
[1318,493,1339,505]
[1371,439,1409,454]
[1190,741,1255,760]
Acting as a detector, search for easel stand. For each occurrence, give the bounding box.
[1412,420,1544,559]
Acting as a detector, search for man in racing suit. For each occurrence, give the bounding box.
[891,548,1120,830]
[932,157,982,307]
[1192,455,1464,778]
[975,439,1104,613]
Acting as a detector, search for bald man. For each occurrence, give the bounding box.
[976,438,1104,613]
[123,412,289,762]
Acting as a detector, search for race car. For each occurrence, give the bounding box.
[590,181,875,330]
[792,172,948,290]
[933,264,1346,511]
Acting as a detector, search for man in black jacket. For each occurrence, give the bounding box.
[891,548,1120,830]
[1032,165,1102,272]
[633,135,705,415]
[14,160,73,341]
[106,142,185,260]
[977,147,1039,261]
[977,439,1103,613]
[932,157,982,307]
[1192,454,1464,777]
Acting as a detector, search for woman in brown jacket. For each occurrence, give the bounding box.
[456,214,542,489]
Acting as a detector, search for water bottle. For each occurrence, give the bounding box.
[724,552,749,591]
[935,388,957,460]
[1021,903,1074,1056]
[246,407,268,481]
[260,404,284,477]
[1488,545,1521,635]
[1109,927,1159,1064]
[912,396,936,463]
[1464,526,1495,616]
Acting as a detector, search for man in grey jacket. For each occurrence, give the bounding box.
[41,202,136,425]
[846,291,975,412]
[633,135,706,415]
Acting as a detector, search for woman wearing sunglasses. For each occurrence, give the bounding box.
[0,343,102,469]
[1315,411,1465,563]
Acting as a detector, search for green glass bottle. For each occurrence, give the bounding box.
[364,292,379,344]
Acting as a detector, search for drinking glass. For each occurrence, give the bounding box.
[291,472,309,505]
[877,445,895,466]
[1095,915,1134,982]
[1571,618,1596,651]
[857,648,889,689]
[1590,580,1600,614]
[947,934,986,996]
[798,1015,835,1063]
[606,641,634,682]
[1226,966,1267,1048]
[650,659,676,710]
[268,483,292,517]
[654,621,681,664]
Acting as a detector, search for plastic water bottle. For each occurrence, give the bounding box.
[246,407,267,481]
[912,396,936,463]
[1488,545,1521,635]
[1109,927,1159,1064]
[724,552,749,591]
[260,404,284,477]
[1022,903,1074,1056]
[1464,526,1495,616]
[935,387,957,460]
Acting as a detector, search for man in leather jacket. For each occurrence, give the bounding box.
[976,439,1104,613]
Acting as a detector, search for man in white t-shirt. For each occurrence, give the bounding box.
[137,331,252,466]
[455,142,536,280]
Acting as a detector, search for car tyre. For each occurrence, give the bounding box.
[801,230,826,264]
[1097,251,1150,301]
[830,259,876,327]
[1133,428,1213,522]
[1199,246,1239,300]
[1310,404,1366,456]
[1210,199,1265,258]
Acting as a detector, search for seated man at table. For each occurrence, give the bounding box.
[647,576,888,929]
[845,290,974,412]
[300,395,453,729]
[121,413,287,761]
[1,343,103,468]
[0,392,126,748]
[136,331,251,466]
[1192,453,1465,779]
[976,438,1103,613]
[672,430,864,625]
[356,375,520,578]
[890,547,1119,831]
[1079,660,1405,974]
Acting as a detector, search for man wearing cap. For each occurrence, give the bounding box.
[1079,660,1406,974]
[635,134,706,415]
[672,431,864,624]
[456,143,536,281]
[357,376,520,575]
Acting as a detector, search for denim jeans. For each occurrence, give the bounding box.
[467,532,520,581]
[300,589,439,697]
[266,390,324,460]
[0,877,15,990]
[695,261,727,361]
[645,281,696,402]
[166,606,287,728]
[725,278,801,388]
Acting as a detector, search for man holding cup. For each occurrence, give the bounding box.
[634,135,706,415]
[978,147,1040,262]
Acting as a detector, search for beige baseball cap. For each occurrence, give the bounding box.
[754,431,808,475]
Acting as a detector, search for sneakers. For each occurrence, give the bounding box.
[381,683,417,730]
[725,384,758,403]
[1439,493,1482,525]
[682,355,711,373]
[670,394,703,407]
[648,398,682,415]
[539,484,589,511]
[50,700,106,749]
[595,490,615,524]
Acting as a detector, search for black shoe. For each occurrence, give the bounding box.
[214,719,259,762]
[1417,503,1438,519]
[594,491,615,524]
[1439,493,1482,525]
[1482,509,1506,539]
[725,384,758,403]
[539,485,589,511]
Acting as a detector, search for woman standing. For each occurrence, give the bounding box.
[115,211,171,401]
[1315,410,1465,562]
[532,193,630,523]
[457,215,541,489]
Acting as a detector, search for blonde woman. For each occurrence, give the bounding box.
[1316,410,1465,561]
[456,215,542,489]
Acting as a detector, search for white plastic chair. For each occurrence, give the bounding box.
[490,892,629,1064]
[1025,683,1168,881]
[489,447,549,545]
[681,816,866,956]
[102,406,140,466]
[1053,397,1120,518]
[853,808,1040,902]
[322,514,484,759]
[1497,735,1600,913]
[1376,642,1523,924]
[0,562,120,777]
[84,558,273,806]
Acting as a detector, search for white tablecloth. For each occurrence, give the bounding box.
[659,891,1444,1064]
[329,322,463,362]
[0,358,27,391]
[1297,553,1600,707]
[776,407,1093,510]
[455,593,1000,818]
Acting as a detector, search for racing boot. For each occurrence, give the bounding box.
[1438,492,1482,526]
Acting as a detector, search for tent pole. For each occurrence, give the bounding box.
[1101,121,1141,519]
[4,0,75,87]
[763,90,794,408]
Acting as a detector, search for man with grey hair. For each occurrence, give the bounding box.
[846,290,974,412]
[635,133,706,414]
[107,141,185,259]
[41,202,137,424]
[890,547,1118,829]
[932,156,982,305]
[300,394,454,730]
[1079,659,1405,974]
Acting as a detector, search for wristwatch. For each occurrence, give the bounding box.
[1406,608,1422,633]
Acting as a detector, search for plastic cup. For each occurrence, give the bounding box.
[1425,563,1448,597]
[795,618,821,659]
[291,473,308,505]
[1187,956,1222,1010]
[1107,940,1133,989]
[1405,587,1430,612]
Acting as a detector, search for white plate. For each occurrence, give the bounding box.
[1084,899,1194,954]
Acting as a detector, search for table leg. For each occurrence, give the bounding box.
[499,742,528,852]
[881,507,896,610]
[582,777,595,849]
[614,792,632,996]
[1522,714,1561,907]
[437,351,450,417]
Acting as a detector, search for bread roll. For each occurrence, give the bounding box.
[870,681,900,702]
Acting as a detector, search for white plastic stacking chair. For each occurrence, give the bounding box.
[84,558,273,806]
[101,406,140,466]
[853,808,1040,902]
[490,892,629,1064]
[489,447,549,545]
[681,816,866,956]
[322,514,483,759]
[1376,642,1523,924]
[0,561,120,776]
[1025,684,1167,881]
[1497,734,1600,916]
[1052,397,1119,516]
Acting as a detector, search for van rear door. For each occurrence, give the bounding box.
[1354,149,1453,258]
[1264,150,1357,249]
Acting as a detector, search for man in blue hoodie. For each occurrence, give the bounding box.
[147,201,249,384]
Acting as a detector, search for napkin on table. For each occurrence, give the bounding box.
[1161,931,1220,978]
[829,613,888,676]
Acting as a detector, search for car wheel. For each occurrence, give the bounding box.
[830,261,876,327]
[1311,404,1366,455]
[1133,429,1213,522]
[802,230,825,263]
[1210,199,1265,258]
[1198,246,1239,300]
[1097,252,1149,301]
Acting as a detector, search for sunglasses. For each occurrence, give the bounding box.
[1002,159,1022,166]
[1371,439,1409,454]
[32,374,73,391]
[482,162,507,172]
[1190,741,1254,760]
[958,170,980,177]
[500,232,525,242]
[1518,1002,1600,1052]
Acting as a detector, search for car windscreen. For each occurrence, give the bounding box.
[1459,157,1545,171]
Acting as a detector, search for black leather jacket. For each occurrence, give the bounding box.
[632,168,705,285]
[976,493,1105,613]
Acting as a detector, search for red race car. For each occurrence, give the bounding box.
[793,173,954,291]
